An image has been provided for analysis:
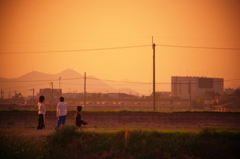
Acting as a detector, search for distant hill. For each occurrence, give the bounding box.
[0,69,138,97]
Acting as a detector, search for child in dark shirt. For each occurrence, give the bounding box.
[75,106,89,127]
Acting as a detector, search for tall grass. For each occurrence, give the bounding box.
[47,125,126,158]
[1,126,240,159]
[0,130,50,159]
[46,125,240,159]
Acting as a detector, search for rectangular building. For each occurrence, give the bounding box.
[171,76,223,99]
[37,88,62,109]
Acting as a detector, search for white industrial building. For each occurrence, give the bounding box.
[171,76,224,99]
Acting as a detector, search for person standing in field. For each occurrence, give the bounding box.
[54,97,67,129]
[74,106,89,128]
[37,96,46,130]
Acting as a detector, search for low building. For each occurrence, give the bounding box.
[37,88,62,109]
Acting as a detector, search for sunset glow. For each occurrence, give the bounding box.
[0,0,240,95]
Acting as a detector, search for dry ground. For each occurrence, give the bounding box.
[1,111,240,130]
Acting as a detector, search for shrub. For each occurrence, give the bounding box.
[47,124,79,146]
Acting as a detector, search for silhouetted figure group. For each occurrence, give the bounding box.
[37,96,88,130]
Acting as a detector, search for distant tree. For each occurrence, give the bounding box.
[150,92,161,99]
[193,89,240,108]
[234,88,240,99]
[103,94,109,98]
[193,90,220,107]
[12,92,23,99]
[203,90,220,100]
[194,96,205,107]
[217,88,240,104]
[97,93,102,98]
[91,93,97,98]
[90,92,102,98]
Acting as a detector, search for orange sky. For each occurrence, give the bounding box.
[0,0,240,94]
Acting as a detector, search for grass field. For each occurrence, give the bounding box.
[1,125,240,159]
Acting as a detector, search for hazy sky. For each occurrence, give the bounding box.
[0,0,240,93]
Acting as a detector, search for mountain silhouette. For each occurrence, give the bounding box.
[0,69,138,97]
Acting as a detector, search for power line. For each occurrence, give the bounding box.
[1,43,239,55]
[0,77,84,82]
[1,76,239,85]
[1,82,48,89]
[225,78,240,82]
[0,79,59,82]
[61,77,84,81]
[87,77,152,84]
[0,36,151,44]
[2,36,239,44]
[0,45,151,54]
[61,83,83,85]
[154,36,240,41]
[157,44,240,50]
[88,77,240,85]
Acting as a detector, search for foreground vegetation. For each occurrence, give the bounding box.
[1,125,240,159]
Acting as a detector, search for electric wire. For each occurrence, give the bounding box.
[154,36,240,41]
[0,36,151,44]
[156,44,240,50]
[2,82,48,90]
[0,77,84,82]
[1,42,240,55]
[0,45,151,54]
[1,77,239,85]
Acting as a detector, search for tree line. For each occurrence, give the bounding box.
[194,88,240,107]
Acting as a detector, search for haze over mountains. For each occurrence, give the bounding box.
[0,69,141,97]
[1,69,239,98]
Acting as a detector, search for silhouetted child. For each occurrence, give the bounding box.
[74,106,89,127]
[55,97,68,129]
[37,96,46,129]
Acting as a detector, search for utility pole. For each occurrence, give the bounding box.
[189,80,192,111]
[14,90,17,98]
[84,72,86,108]
[59,77,61,97]
[8,91,11,99]
[152,36,156,111]
[0,90,3,101]
[0,90,3,99]
[33,88,35,104]
[51,82,53,109]
[29,89,35,104]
